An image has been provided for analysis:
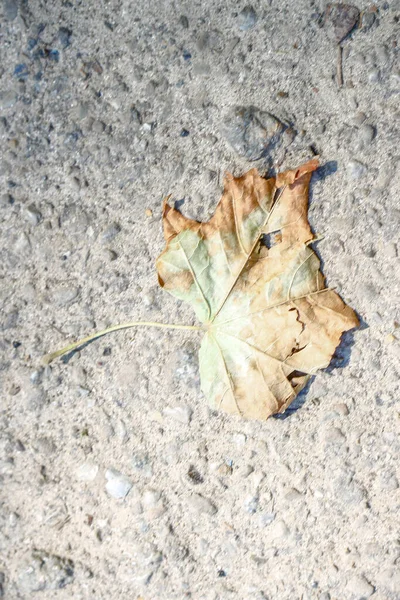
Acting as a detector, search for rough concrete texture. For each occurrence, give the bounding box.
[0,0,399,599]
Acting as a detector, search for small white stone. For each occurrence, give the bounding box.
[142,489,160,508]
[163,405,193,425]
[232,433,246,447]
[76,463,99,482]
[105,469,133,499]
[244,495,259,514]
[348,159,367,180]
[258,513,275,527]
[268,519,289,539]
[346,574,374,597]
[187,493,217,515]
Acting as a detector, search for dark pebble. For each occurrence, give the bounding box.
[14,64,29,81]
[48,49,60,62]
[58,27,72,48]
[324,4,360,44]
[180,129,190,137]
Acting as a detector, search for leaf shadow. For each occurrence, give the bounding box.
[59,339,104,364]
[272,377,314,420]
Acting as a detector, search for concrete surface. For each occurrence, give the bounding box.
[0,0,399,598]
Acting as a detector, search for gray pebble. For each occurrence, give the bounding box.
[34,436,56,454]
[187,493,217,515]
[2,309,19,330]
[105,469,133,499]
[24,204,42,226]
[346,575,375,598]
[77,102,90,120]
[323,427,346,445]
[331,471,366,505]
[237,6,257,31]
[221,106,294,162]
[58,27,72,48]
[0,91,17,109]
[102,222,121,243]
[3,0,18,20]
[92,120,105,133]
[52,286,79,306]
[284,488,303,502]
[348,159,367,179]
[368,69,381,83]
[376,45,389,64]
[258,512,276,527]
[30,369,43,385]
[361,11,377,32]
[179,15,189,28]
[132,453,153,478]
[163,405,193,425]
[359,124,375,143]
[0,192,13,207]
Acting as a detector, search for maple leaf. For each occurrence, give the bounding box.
[156,158,359,419]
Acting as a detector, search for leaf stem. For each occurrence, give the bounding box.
[43,321,202,365]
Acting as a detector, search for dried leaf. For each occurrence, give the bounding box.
[156,159,358,420]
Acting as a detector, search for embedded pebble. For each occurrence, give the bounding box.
[237,6,257,31]
[58,27,72,48]
[92,120,106,133]
[376,568,400,593]
[76,463,99,482]
[346,574,374,597]
[258,513,276,527]
[221,106,294,162]
[323,427,346,445]
[379,471,399,491]
[324,3,360,44]
[359,124,375,143]
[244,495,259,514]
[268,519,290,540]
[163,405,193,425]
[187,494,217,515]
[284,488,303,502]
[132,452,153,478]
[348,159,367,179]
[3,0,18,20]
[332,403,349,416]
[105,469,133,499]
[360,11,377,32]
[102,222,121,243]
[331,471,366,505]
[0,91,17,109]
[51,286,79,306]
[24,204,42,226]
